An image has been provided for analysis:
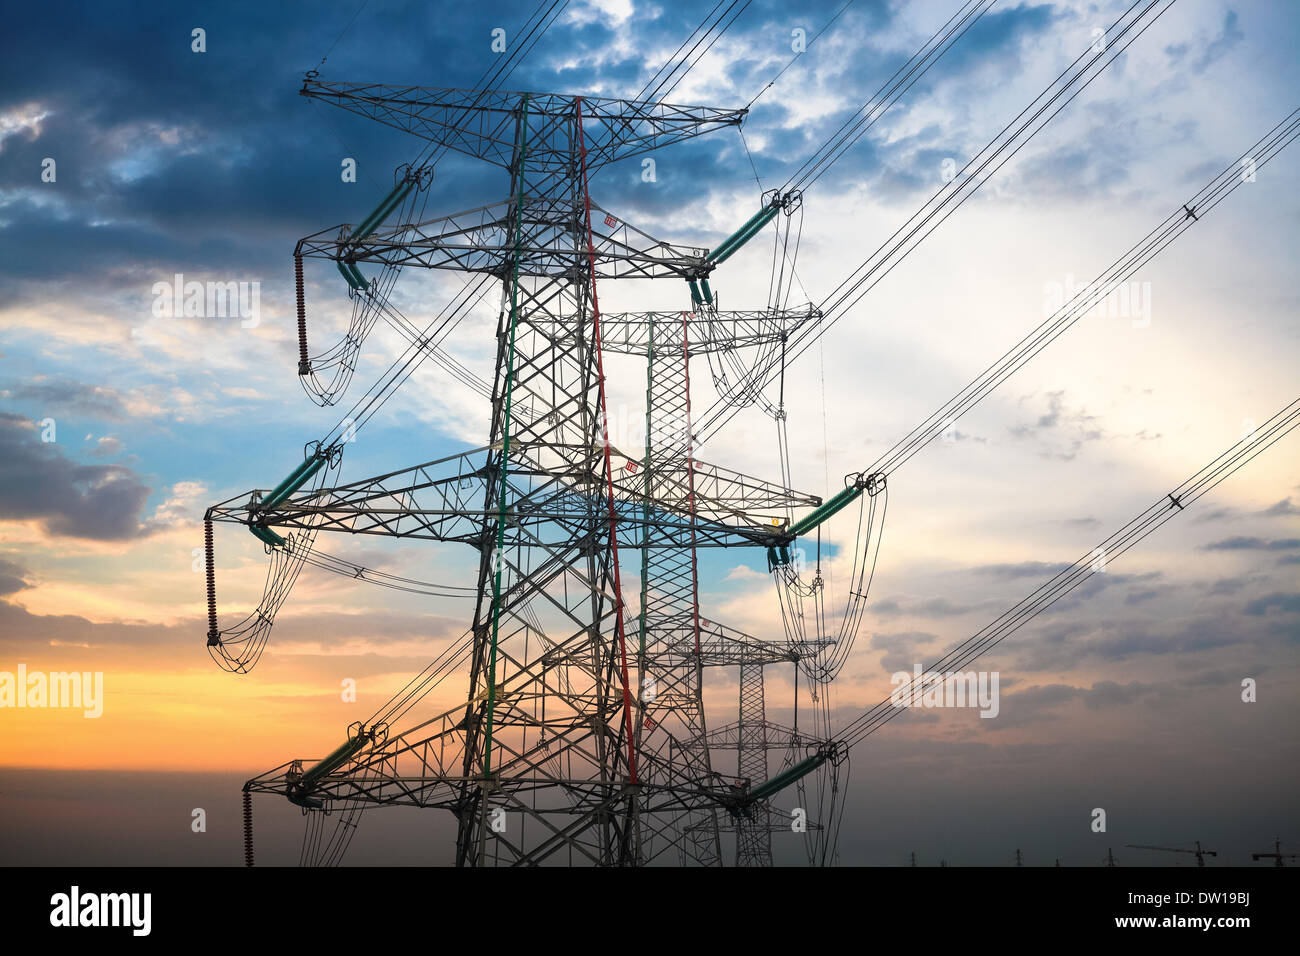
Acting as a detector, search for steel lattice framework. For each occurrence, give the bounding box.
[191,0,1300,869]
[209,80,837,866]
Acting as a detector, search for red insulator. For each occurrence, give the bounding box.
[205,515,220,646]
[295,253,310,375]
[242,789,255,867]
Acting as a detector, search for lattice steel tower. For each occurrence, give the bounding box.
[207,78,830,866]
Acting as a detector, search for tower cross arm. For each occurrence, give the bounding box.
[302,78,746,169]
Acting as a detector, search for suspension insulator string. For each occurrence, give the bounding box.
[242,788,255,867]
[295,253,311,375]
[205,513,220,647]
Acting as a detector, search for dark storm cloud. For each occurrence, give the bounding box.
[1244,593,1300,617]
[840,5,1256,210]
[2,378,135,422]
[1003,605,1281,672]
[0,587,467,657]
[0,596,175,649]
[976,560,1074,580]
[1190,496,1294,528]
[0,0,1079,306]
[0,0,659,293]
[1034,569,1163,610]
[913,2,1060,78]
[870,629,940,672]
[1208,576,1248,596]
[988,679,1159,728]
[1202,536,1300,552]
[0,557,32,596]
[89,436,126,458]
[869,568,1170,653]
[0,411,153,540]
[1123,588,1160,606]
[1,0,876,300]
[1058,515,1101,528]
[751,3,1063,199]
[870,595,982,619]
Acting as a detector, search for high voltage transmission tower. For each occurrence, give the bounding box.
[202,0,1300,868]
[207,77,836,866]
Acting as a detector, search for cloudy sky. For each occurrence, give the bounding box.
[1,0,1297,866]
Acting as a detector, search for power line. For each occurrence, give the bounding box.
[864,109,1299,482]
[311,0,374,73]
[694,0,1180,445]
[746,0,859,110]
[782,0,997,193]
[835,395,1300,751]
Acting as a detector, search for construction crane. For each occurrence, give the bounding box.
[1126,842,1218,867]
[1252,839,1298,867]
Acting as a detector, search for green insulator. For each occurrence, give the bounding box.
[261,456,325,511]
[711,206,779,265]
[299,732,369,787]
[748,753,828,803]
[708,205,777,262]
[262,457,316,508]
[353,181,414,242]
[347,262,369,291]
[336,259,361,290]
[249,525,286,548]
[353,181,404,237]
[787,485,862,538]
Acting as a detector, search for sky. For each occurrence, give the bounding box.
[0,0,1297,866]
